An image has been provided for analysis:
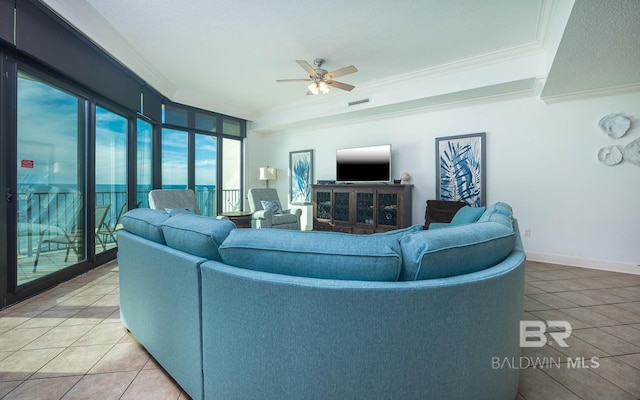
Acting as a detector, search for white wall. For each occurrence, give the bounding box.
[246,91,640,273]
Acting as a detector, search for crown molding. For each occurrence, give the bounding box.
[541,82,640,104]
[250,78,539,134]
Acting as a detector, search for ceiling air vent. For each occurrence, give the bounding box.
[348,98,369,107]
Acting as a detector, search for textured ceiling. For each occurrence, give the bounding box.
[541,0,640,100]
[38,0,640,127]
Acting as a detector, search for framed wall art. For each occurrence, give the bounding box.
[435,132,486,207]
[289,149,313,204]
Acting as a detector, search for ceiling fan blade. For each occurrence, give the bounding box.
[325,65,357,80]
[327,80,355,91]
[276,78,312,82]
[296,60,320,78]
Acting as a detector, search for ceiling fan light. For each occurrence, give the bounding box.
[307,82,319,95]
[318,81,330,94]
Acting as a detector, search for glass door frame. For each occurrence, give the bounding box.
[1,54,18,307]
[1,57,107,306]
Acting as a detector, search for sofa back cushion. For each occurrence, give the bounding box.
[160,214,236,261]
[450,205,486,225]
[219,229,402,281]
[121,208,171,244]
[399,221,515,281]
[372,224,423,239]
[478,202,512,221]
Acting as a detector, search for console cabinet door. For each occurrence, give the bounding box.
[377,191,400,230]
[312,184,412,233]
[313,189,332,231]
[355,191,375,228]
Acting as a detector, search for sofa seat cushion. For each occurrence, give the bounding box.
[161,214,236,261]
[399,221,515,281]
[121,208,171,244]
[219,229,402,281]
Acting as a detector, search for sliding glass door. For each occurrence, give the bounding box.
[16,71,86,285]
[222,138,242,212]
[195,134,217,216]
[137,119,153,208]
[95,105,127,255]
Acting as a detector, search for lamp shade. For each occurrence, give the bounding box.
[259,167,277,181]
[307,82,319,95]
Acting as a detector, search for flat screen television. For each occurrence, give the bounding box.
[336,144,391,183]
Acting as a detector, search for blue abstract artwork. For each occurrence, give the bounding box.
[289,149,313,204]
[436,133,486,207]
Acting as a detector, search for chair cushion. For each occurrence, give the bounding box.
[165,207,196,216]
[148,189,201,215]
[120,208,171,244]
[260,200,282,214]
[450,206,486,225]
[219,229,402,281]
[271,212,298,225]
[160,214,236,261]
[399,221,515,281]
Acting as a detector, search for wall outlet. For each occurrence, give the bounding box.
[524,229,531,237]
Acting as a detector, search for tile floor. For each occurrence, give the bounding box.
[0,261,189,400]
[0,260,639,399]
[518,261,640,400]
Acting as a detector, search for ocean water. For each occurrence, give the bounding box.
[17,183,218,225]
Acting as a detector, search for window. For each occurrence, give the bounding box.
[163,104,188,127]
[222,138,242,212]
[222,118,242,136]
[160,103,245,214]
[1,5,247,308]
[196,113,216,132]
[95,105,127,255]
[162,128,188,188]
[137,119,153,207]
[195,134,217,216]
[16,71,86,284]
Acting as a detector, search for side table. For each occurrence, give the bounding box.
[219,211,253,228]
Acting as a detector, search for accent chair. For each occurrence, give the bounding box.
[247,188,301,230]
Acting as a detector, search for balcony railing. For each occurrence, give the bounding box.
[17,187,242,255]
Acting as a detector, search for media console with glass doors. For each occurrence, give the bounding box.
[312,184,413,234]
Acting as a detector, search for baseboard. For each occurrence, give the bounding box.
[526,251,640,276]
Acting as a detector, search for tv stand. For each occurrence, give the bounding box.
[312,184,413,234]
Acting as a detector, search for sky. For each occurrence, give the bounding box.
[17,73,219,190]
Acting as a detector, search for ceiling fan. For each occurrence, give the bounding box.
[277,59,358,95]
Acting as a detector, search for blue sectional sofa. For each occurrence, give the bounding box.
[117,202,525,400]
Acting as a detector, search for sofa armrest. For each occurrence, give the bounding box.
[282,208,302,217]
[252,210,273,228]
[252,210,272,220]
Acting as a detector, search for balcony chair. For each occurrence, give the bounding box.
[148,189,201,215]
[33,203,110,271]
[97,201,135,245]
[247,188,301,230]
